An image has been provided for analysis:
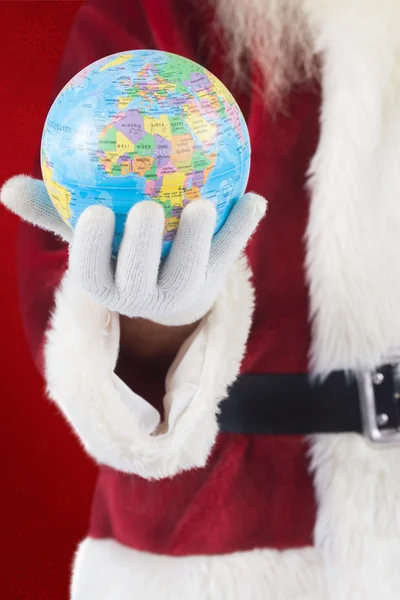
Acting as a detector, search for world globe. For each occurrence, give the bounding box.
[41,50,251,257]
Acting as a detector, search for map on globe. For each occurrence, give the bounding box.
[41,50,251,256]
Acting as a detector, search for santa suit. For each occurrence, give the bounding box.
[16,0,400,598]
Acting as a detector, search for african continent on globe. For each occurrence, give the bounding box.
[41,50,251,256]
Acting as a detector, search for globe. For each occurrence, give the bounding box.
[41,50,251,257]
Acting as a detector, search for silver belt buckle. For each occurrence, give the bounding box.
[356,352,400,445]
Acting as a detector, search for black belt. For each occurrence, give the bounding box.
[218,363,400,441]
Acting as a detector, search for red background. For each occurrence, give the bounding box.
[0,2,96,598]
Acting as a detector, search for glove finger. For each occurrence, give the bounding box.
[0,175,72,242]
[207,192,267,278]
[69,205,116,303]
[160,200,216,295]
[115,201,165,301]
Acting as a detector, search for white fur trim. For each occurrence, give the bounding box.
[71,537,324,600]
[305,0,400,372]
[301,6,400,593]
[44,255,253,479]
[311,433,400,599]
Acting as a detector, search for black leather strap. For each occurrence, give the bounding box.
[217,365,400,435]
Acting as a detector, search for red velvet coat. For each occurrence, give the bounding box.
[16,0,400,598]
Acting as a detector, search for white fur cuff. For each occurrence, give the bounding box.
[44,256,254,479]
[71,538,323,600]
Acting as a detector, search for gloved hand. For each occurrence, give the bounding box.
[1,176,267,325]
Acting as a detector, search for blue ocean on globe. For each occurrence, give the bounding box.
[41,49,251,256]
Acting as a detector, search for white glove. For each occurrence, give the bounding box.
[1,175,267,325]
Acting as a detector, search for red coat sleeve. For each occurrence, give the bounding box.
[17,0,213,415]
